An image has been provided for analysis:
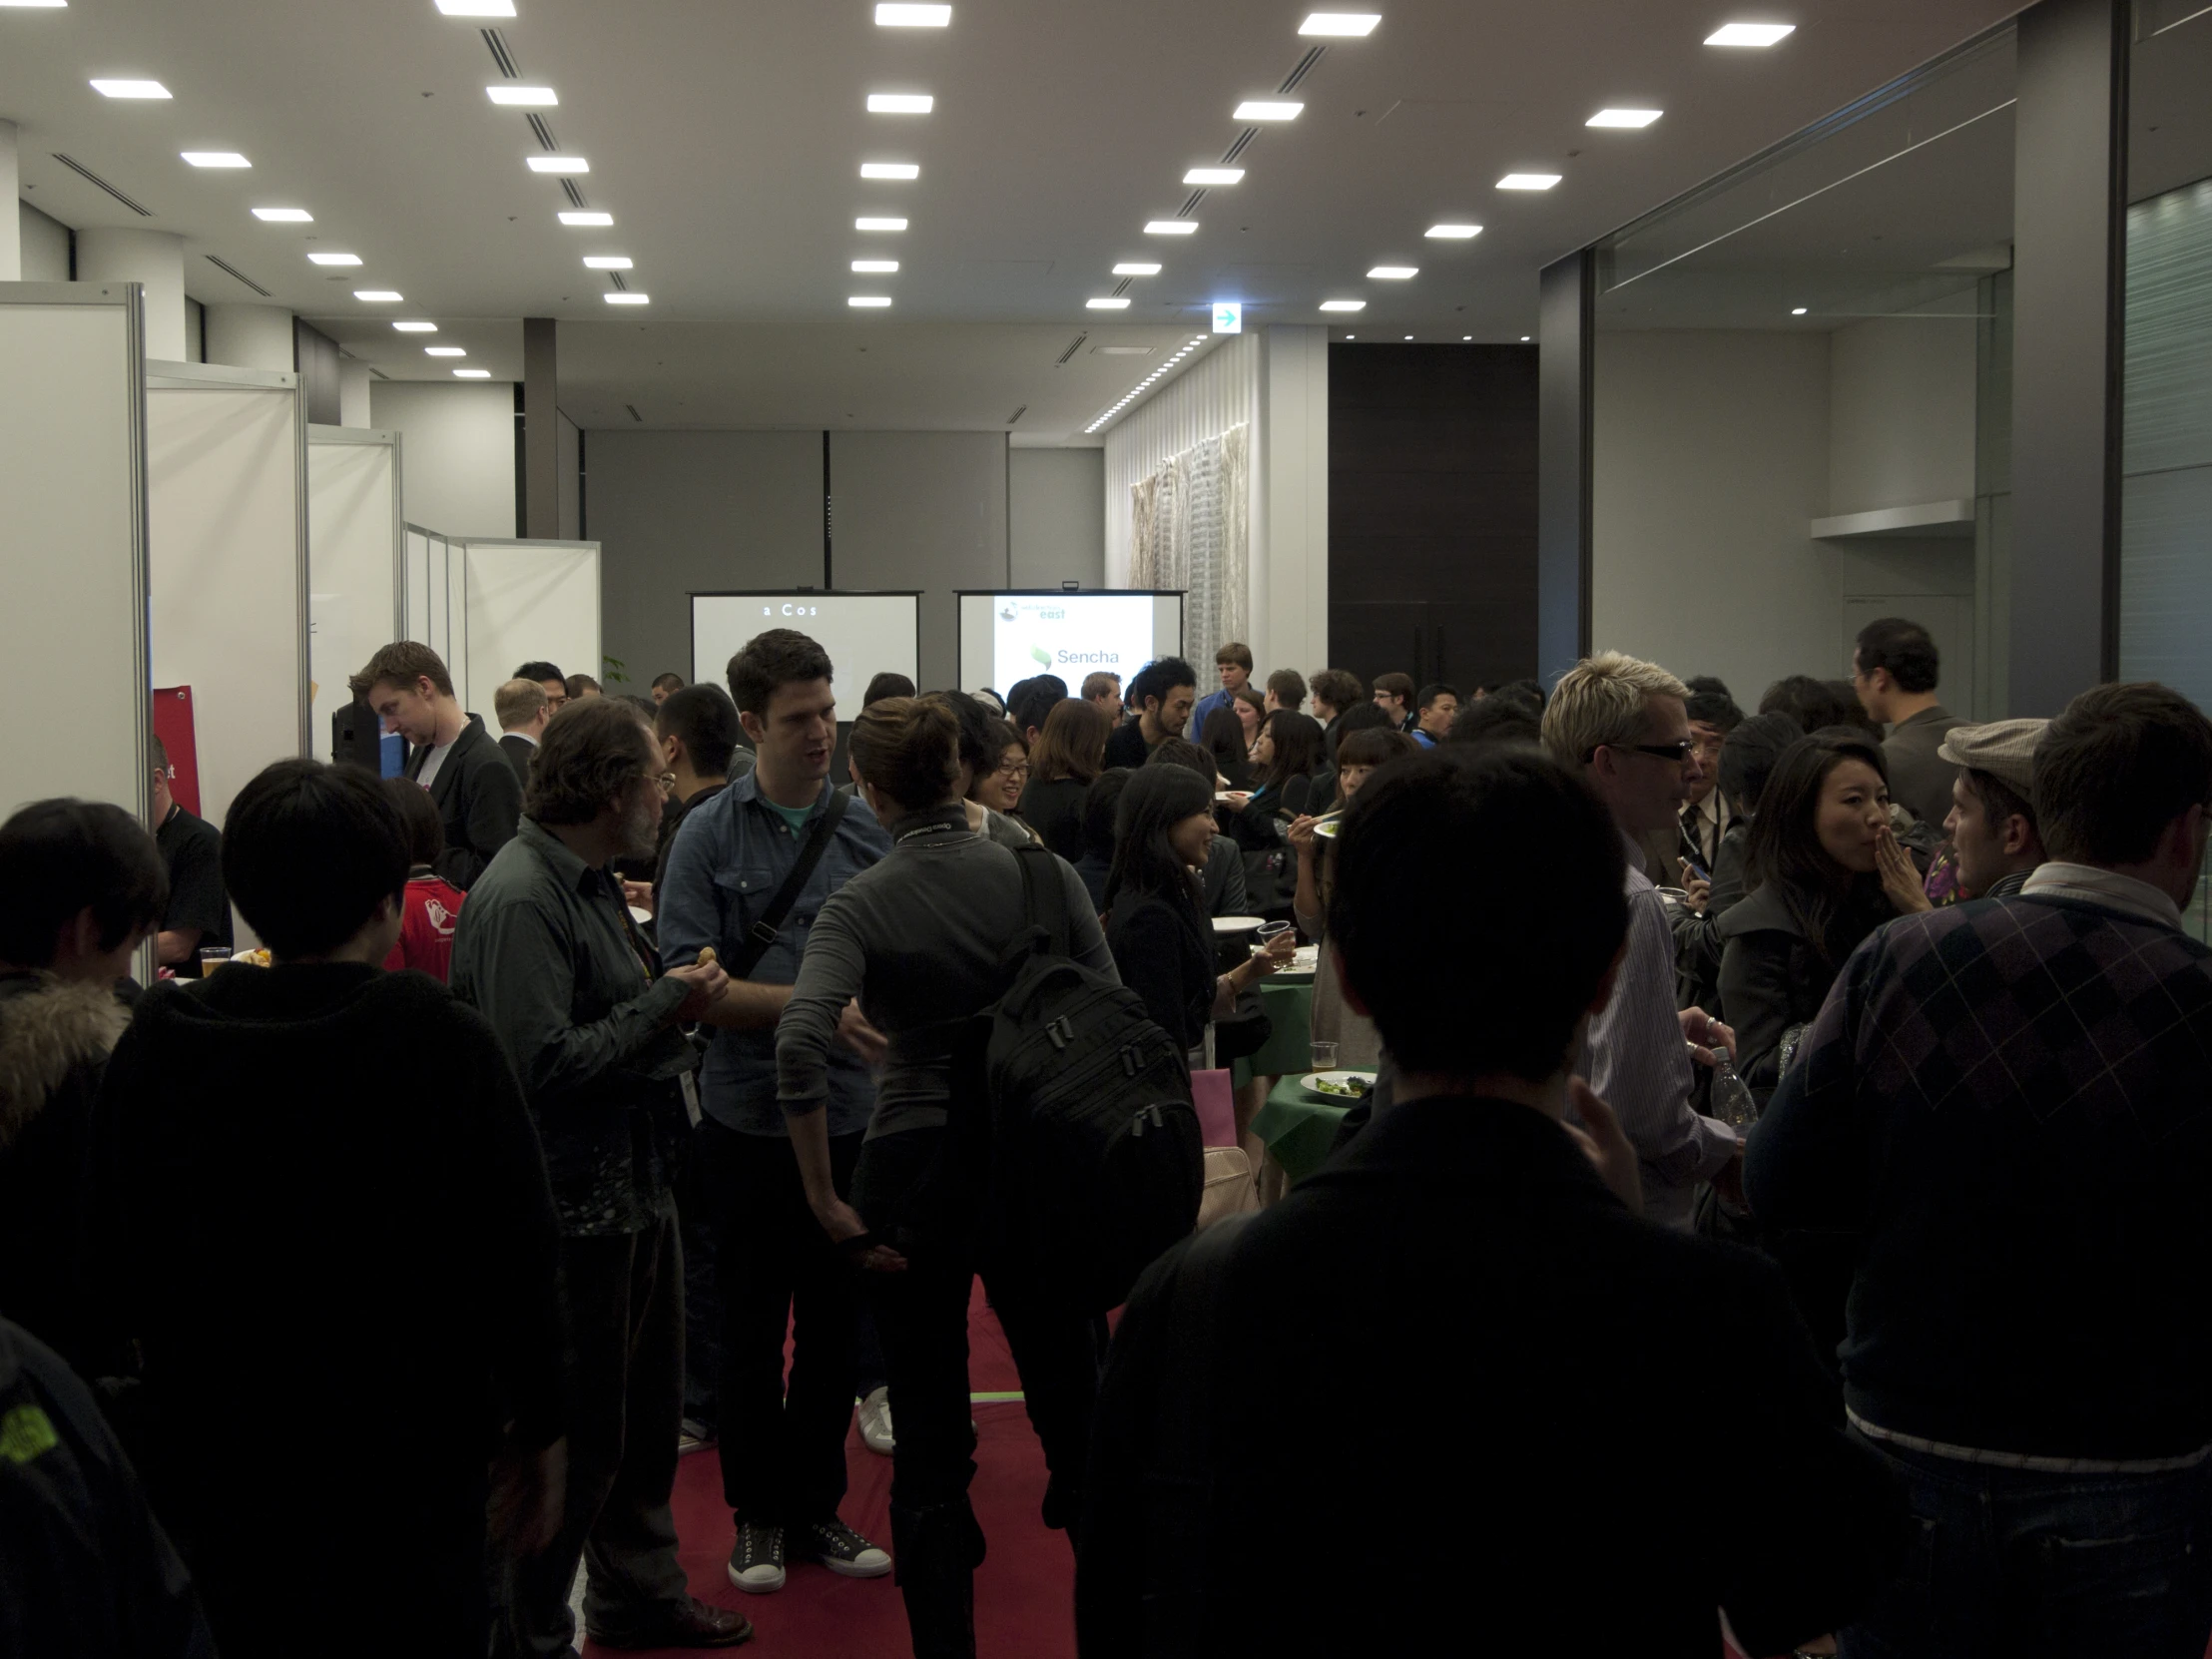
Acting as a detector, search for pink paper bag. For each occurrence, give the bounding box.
[1192,1068,1238,1147]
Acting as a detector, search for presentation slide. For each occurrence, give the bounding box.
[692,591,919,707]
[957,591,1184,694]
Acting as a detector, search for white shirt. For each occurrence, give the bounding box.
[2020,861,2185,931]
[415,738,458,792]
[504,730,538,747]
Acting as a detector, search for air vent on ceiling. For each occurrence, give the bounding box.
[625,403,644,423]
[526,113,559,151]
[50,153,153,216]
[561,179,588,209]
[1054,331,1088,365]
[1094,344,1153,355]
[1111,276,1133,297]
[482,27,520,78]
[1005,404,1027,426]
[205,255,272,296]
[1222,128,1258,166]
[609,271,628,290]
[1279,45,1325,94]
[1179,191,1205,217]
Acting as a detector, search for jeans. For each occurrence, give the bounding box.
[675,1130,722,1434]
[1841,1430,2212,1659]
[491,1216,691,1659]
[698,1117,863,1525]
[852,1126,1099,1659]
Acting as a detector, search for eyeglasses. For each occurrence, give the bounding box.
[996,760,1031,780]
[1589,740,1694,765]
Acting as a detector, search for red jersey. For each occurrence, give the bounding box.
[383,870,465,983]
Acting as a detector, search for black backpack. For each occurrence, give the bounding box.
[975,844,1204,1315]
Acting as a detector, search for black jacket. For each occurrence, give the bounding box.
[496,732,536,789]
[1017,774,1090,862]
[1079,1095,1908,1659]
[1717,880,1894,1097]
[1105,890,1214,1053]
[407,719,524,890]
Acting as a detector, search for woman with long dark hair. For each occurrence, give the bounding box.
[1019,698,1110,860]
[1247,709,1325,819]
[778,695,1117,1658]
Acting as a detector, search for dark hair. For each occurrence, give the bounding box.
[1330,700,1396,758]
[1267,668,1308,709]
[1684,689,1744,733]
[1105,762,1212,911]
[726,628,832,717]
[1198,705,1248,775]
[380,775,444,866]
[938,689,1005,779]
[651,672,686,693]
[565,674,602,699]
[656,684,740,777]
[1855,617,1940,695]
[525,698,656,827]
[225,761,407,958]
[965,718,1025,805]
[514,661,566,685]
[1082,768,1134,860]
[1745,731,1893,962]
[1256,710,1326,792]
[1446,701,1541,749]
[1827,681,1884,736]
[862,671,916,708]
[1310,668,1365,714]
[1008,675,1069,741]
[1718,711,1803,815]
[1127,656,1198,714]
[618,693,658,720]
[1963,768,2035,837]
[349,641,453,701]
[1028,696,1109,785]
[1372,672,1414,704]
[1758,675,1856,734]
[1339,726,1420,769]
[2035,682,2212,866]
[0,800,168,966]
[1148,736,1219,780]
[1684,676,1734,703]
[1415,683,1459,712]
[1329,749,1628,1079]
[849,695,962,815]
[1215,642,1254,672]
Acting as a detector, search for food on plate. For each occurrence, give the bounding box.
[1310,1072,1374,1099]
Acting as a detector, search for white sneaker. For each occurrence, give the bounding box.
[857,1386,894,1455]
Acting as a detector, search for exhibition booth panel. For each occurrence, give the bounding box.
[459,540,603,724]
[0,282,152,834]
[306,426,404,753]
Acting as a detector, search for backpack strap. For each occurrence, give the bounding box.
[1012,840,1072,960]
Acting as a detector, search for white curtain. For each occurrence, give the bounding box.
[1129,421,1248,657]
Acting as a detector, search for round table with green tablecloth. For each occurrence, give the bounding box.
[1249,1072,1353,1184]
[1228,975,1315,1087]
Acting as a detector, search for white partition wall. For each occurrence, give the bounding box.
[0,282,150,824]
[146,361,310,851]
[307,426,403,758]
[404,524,436,647]
[459,539,601,722]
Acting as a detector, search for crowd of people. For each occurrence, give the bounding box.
[6,612,2212,1659]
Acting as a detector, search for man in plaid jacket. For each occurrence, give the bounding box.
[1747,681,2212,1659]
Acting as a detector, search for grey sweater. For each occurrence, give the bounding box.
[778,808,1118,1139]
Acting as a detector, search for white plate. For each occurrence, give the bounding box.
[1301,1070,1376,1100]
[629,905,653,925]
[1212,914,1265,933]
[1312,817,1343,838]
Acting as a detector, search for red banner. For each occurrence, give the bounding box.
[151,686,202,817]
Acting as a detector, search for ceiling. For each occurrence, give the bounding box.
[4,0,2034,441]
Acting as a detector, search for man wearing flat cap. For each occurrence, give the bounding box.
[1936,719,2048,899]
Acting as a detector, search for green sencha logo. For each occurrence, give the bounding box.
[1030,644,1052,667]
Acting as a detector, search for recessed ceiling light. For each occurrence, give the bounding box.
[1145,221,1199,236]
[849,295,893,307]
[307,252,363,266]
[851,259,899,273]
[1403,334,1414,340]
[1425,223,1481,239]
[1368,265,1417,278]
[582,256,633,270]
[1588,108,1663,128]
[528,156,590,174]
[453,368,492,377]
[353,289,403,301]
[1520,334,1531,340]
[393,320,437,331]
[253,207,312,222]
[1299,12,1381,35]
[1112,263,1161,276]
[1087,297,1131,309]
[1344,334,1355,339]
[1791,306,1808,315]
[1234,100,1302,120]
[435,0,514,14]
[875,2,950,22]
[90,79,171,98]
[855,217,907,232]
[182,151,251,168]
[1320,299,1366,311]
[425,346,466,356]
[867,93,934,114]
[1462,334,1472,340]
[1706,21,1795,46]
[487,85,557,106]
[605,292,650,304]
[859,162,920,180]
[0,2,70,8]
[1183,168,1244,186]
[559,211,614,226]
[1497,173,1562,190]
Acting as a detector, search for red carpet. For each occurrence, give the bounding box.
[581,1280,1076,1659]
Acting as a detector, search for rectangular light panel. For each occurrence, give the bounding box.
[1424,223,1481,238]
[1319,299,1366,311]
[1086,297,1131,309]
[854,217,907,231]
[1145,220,1198,235]
[1587,108,1662,128]
[582,256,633,269]
[393,320,438,331]
[527,156,590,174]
[353,289,403,301]
[1234,100,1302,120]
[1705,21,1795,45]
[851,260,899,273]
[1496,173,1562,190]
[1112,263,1161,276]
[604,292,650,304]
[559,211,614,226]
[1298,12,1380,35]
[253,207,312,222]
[487,85,557,105]
[859,162,920,180]
[866,94,934,113]
[1182,168,1243,186]
[1368,266,1417,278]
[875,3,950,22]
[182,151,251,168]
[453,368,492,377]
[425,346,466,356]
[306,252,362,265]
[848,295,893,307]
[90,79,170,98]
[434,0,515,14]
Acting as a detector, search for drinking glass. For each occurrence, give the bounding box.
[1310,1040,1339,1075]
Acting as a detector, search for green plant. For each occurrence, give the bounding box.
[602,655,631,686]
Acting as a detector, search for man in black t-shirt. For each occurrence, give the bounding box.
[150,739,231,977]
[1102,656,1199,772]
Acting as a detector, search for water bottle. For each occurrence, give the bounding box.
[1709,1045,1759,1135]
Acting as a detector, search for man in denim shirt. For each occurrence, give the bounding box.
[658,629,895,1597]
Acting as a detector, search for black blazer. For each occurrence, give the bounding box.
[497,733,536,790]
[1078,1096,1908,1659]
[405,719,523,890]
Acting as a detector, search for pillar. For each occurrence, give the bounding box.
[338,359,372,428]
[204,302,295,372]
[0,121,21,280]
[1536,249,1594,682]
[1260,324,1330,678]
[522,316,559,538]
[76,228,187,359]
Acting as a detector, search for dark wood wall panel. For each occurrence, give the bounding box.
[1328,342,1540,694]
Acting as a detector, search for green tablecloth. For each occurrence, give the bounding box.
[1249,1072,1350,1184]
[1228,977,1314,1086]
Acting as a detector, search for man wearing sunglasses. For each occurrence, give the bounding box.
[1542,652,1745,1229]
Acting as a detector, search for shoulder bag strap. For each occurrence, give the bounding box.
[726,791,850,980]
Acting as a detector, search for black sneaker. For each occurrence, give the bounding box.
[787,1516,893,1579]
[726,1520,785,1594]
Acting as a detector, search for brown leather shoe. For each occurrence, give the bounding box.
[585,1596,755,1650]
